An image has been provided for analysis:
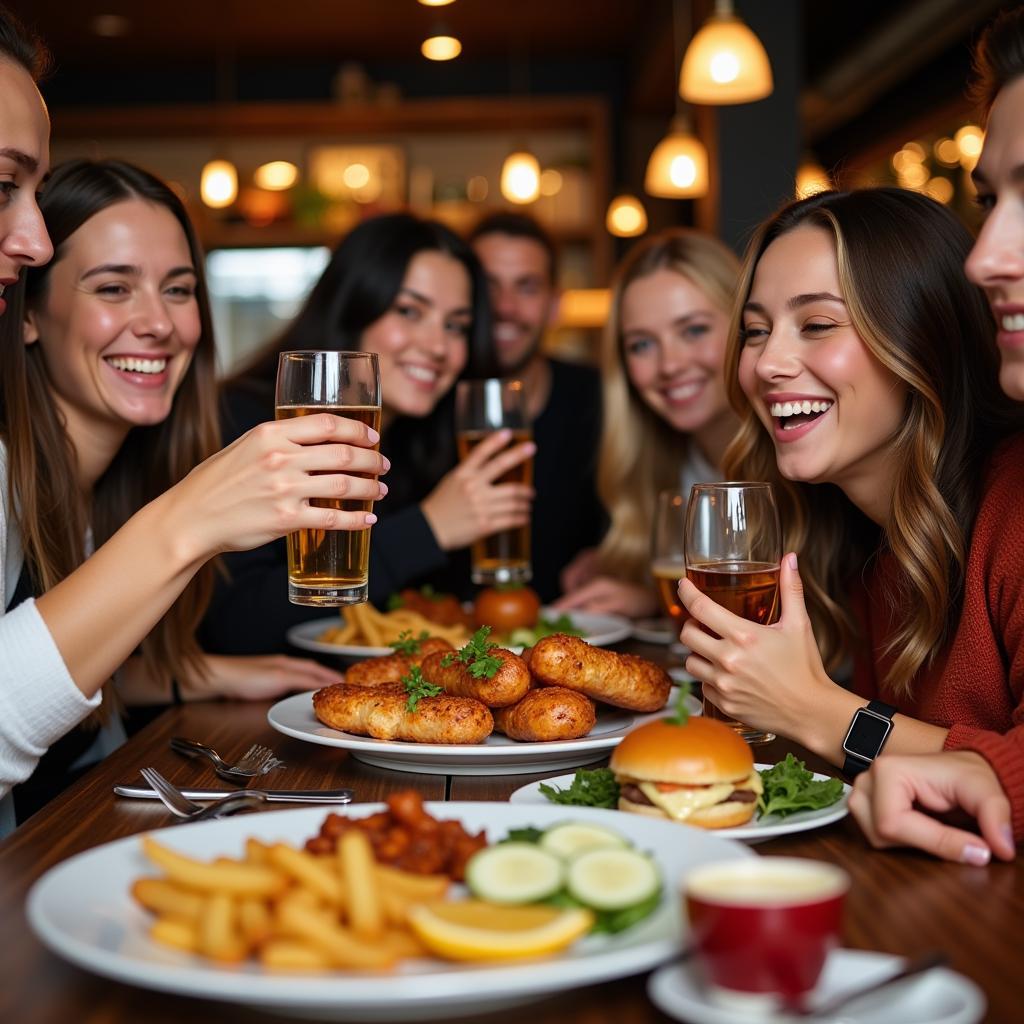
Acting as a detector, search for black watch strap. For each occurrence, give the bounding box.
[842,699,897,778]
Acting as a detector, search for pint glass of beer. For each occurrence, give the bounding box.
[684,482,781,745]
[455,378,532,585]
[651,491,687,633]
[275,350,382,606]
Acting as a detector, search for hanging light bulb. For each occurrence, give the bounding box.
[680,0,773,105]
[605,194,648,237]
[200,159,238,208]
[254,160,298,191]
[421,32,462,61]
[500,151,541,204]
[644,116,708,199]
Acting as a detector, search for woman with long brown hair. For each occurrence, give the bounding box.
[557,228,740,617]
[679,186,1024,795]
[0,5,384,832]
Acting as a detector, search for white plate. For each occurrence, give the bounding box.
[267,692,701,776]
[28,802,754,1022]
[631,617,678,645]
[285,608,633,660]
[648,949,985,1024]
[508,764,850,843]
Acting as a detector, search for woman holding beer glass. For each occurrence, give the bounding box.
[203,213,534,655]
[557,228,740,619]
[679,186,1024,785]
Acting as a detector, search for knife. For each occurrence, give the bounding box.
[114,784,354,804]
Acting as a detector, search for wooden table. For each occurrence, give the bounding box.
[2,661,1021,1024]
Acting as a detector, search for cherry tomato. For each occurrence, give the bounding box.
[473,585,541,632]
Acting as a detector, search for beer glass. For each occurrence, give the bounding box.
[684,481,781,745]
[651,490,687,633]
[275,350,382,606]
[455,378,532,585]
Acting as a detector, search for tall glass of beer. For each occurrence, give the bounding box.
[455,378,532,585]
[651,491,687,633]
[275,350,382,606]
[684,481,781,745]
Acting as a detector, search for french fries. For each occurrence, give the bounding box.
[318,602,471,649]
[135,832,452,972]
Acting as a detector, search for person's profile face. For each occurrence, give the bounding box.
[965,75,1024,401]
[0,59,52,315]
[473,233,555,373]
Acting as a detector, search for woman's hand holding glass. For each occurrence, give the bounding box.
[420,428,535,552]
[167,413,389,561]
[679,551,836,744]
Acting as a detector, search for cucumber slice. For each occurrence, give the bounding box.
[540,822,630,861]
[465,843,566,905]
[566,848,660,911]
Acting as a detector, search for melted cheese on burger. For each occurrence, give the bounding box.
[634,770,763,822]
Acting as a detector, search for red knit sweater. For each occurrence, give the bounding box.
[851,434,1024,841]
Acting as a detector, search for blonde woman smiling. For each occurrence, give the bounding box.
[558,229,740,617]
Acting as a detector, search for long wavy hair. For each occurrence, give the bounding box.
[969,6,1024,115]
[723,187,1024,697]
[593,229,740,583]
[228,212,498,508]
[3,159,221,701]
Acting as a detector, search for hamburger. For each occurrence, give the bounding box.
[609,717,762,828]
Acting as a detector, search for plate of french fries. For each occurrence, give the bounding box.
[27,803,752,1020]
[287,603,473,658]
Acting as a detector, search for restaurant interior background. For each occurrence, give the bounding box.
[9,0,1009,371]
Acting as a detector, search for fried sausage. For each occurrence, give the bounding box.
[312,684,493,744]
[420,648,531,708]
[529,634,671,712]
[492,687,597,741]
[345,637,455,688]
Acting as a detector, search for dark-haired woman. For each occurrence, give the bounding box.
[677,187,1024,795]
[200,213,533,656]
[0,4,384,828]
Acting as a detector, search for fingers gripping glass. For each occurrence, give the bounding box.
[455,378,533,585]
[275,350,382,606]
[683,482,781,746]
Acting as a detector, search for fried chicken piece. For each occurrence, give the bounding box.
[419,647,531,708]
[345,637,455,687]
[492,686,597,741]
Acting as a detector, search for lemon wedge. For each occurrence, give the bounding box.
[407,900,594,961]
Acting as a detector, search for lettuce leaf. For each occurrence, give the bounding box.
[539,768,620,809]
[757,754,844,818]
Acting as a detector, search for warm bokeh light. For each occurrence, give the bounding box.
[680,2,773,104]
[467,175,489,202]
[605,194,648,237]
[421,35,462,61]
[796,159,831,199]
[955,125,984,158]
[254,161,298,191]
[539,168,563,197]
[924,177,954,204]
[933,138,960,167]
[200,159,238,208]
[342,163,371,189]
[500,151,541,204]
[898,163,929,189]
[644,120,709,198]
[556,289,611,329]
[418,0,456,5]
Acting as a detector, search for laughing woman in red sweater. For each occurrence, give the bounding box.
[678,186,1024,831]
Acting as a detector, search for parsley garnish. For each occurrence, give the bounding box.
[539,767,620,808]
[391,629,430,656]
[665,681,692,726]
[402,666,443,712]
[386,592,405,611]
[439,626,503,679]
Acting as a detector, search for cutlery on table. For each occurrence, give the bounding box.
[169,736,285,784]
[138,767,267,823]
[791,950,948,1018]
[115,782,354,804]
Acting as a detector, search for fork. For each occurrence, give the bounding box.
[140,767,267,822]
[170,737,286,785]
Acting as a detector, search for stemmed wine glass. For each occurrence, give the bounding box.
[684,481,781,745]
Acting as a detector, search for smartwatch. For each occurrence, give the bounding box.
[842,699,897,777]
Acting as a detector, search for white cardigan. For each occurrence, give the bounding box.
[0,441,101,829]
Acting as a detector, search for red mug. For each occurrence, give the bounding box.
[684,857,850,1013]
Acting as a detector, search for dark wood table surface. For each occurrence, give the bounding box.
[1,642,1020,1024]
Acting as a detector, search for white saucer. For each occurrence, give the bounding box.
[647,949,985,1024]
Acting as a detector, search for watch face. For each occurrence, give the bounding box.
[846,711,891,755]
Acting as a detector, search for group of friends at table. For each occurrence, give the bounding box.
[0,4,1022,874]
